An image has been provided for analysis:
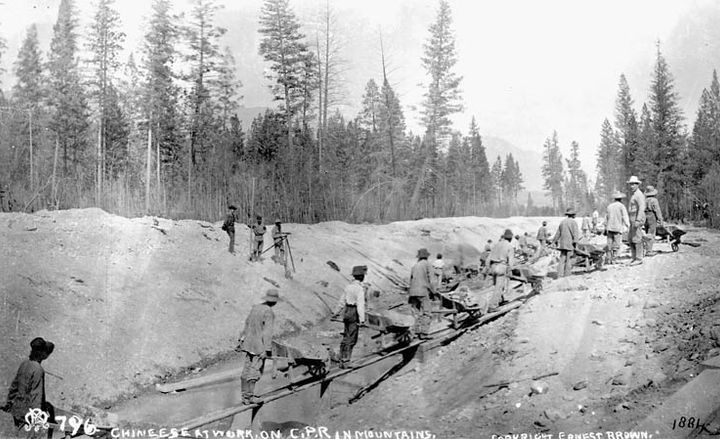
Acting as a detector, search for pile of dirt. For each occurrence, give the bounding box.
[0,208,553,423]
[319,226,720,436]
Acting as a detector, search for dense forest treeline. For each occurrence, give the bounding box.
[0,0,718,226]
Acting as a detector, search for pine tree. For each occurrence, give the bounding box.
[467,117,492,206]
[614,74,639,188]
[216,47,241,132]
[595,118,621,203]
[258,0,310,150]
[377,78,407,178]
[541,131,564,213]
[13,25,44,108]
[566,141,588,211]
[421,0,463,142]
[47,0,90,176]
[491,155,503,207]
[689,71,720,184]
[636,103,654,179]
[87,0,125,190]
[359,79,380,133]
[647,43,687,219]
[185,0,227,165]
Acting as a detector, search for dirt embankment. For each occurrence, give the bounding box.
[0,208,550,416]
[319,226,720,437]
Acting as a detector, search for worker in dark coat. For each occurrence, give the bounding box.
[627,176,647,265]
[408,248,435,338]
[2,338,56,432]
[644,186,664,256]
[236,290,278,404]
[251,215,266,261]
[336,265,367,368]
[552,208,580,277]
[486,229,515,312]
[222,205,237,254]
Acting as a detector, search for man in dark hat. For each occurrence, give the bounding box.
[536,221,550,247]
[408,248,435,338]
[487,229,515,312]
[627,176,646,265]
[644,185,663,256]
[605,191,630,265]
[250,215,267,262]
[222,205,238,254]
[271,219,286,264]
[552,208,580,277]
[236,289,279,404]
[2,337,56,431]
[335,266,368,368]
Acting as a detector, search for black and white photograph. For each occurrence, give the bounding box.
[0,0,719,438]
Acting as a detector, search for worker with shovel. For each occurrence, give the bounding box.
[409,248,435,339]
[236,289,279,404]
[335,265,368,369]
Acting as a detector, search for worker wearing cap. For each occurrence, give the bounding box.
[2,337,56,430]
[408,248,435,338]
[605,191,630,265]
[271,219,285,264]
[487,229,515,312]
[251,215,266,261]
[336,266,367,368]
[222,205,238,254]
[536,221,550,247]
[644,186,663,256]
[627,176,646,265]
[553,208,580,277]
[236,289,279,404]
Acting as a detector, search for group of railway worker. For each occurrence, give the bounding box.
[222,207,288,265]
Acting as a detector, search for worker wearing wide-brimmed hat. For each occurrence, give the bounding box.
[627,176,647,265]
[552,208,580,277]
[486,229,516,312]
[408,248,435,338]
[605,191,630,264]
[336,265,368,368]
[2,337,57,430]
[236,289,279,404]
[644,185,663,256]
[536,221,550,246]
[222,205,238,254]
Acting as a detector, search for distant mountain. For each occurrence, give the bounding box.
[482,135,545,193]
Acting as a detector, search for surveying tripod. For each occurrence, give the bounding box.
[261,232,296,276]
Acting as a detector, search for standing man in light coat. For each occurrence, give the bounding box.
[408,248,435,338]
[236,289,279,404]
[552,208,580,277]
[336,265,367,368]
[644,185,664,256]
[486,229,515,312]
[627,176,647,265]
[605,192,630,265]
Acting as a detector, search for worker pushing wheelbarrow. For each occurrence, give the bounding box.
[654,224,687,252]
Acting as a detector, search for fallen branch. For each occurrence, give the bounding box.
[482,371,559,389]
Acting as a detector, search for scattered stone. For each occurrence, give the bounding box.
[651,372,667,386]
[591,319,603,326]
[530,380,549,395]
[544,408,563,421]
[613,402,630,413]
[624,359,635,367]
[612,375,629,386]
[644,298,661,309]
[518,337,530,344]
[572,380,588,390]
[626,294,641,307]
[653,342,670,353]
[645,318,657,327]
[509,382,519,389]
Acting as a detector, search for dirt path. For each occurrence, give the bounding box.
[318,227,720,437]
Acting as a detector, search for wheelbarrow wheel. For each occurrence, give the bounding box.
[671,242,679,252]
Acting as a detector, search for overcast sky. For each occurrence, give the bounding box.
[0,0,711,183]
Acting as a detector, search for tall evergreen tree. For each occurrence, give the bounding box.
[142,0,182,178]
[541,131,564,213]
[491,155,503,207]
[258,0,310,150]
[358,79,380,133]
[467,116,492,206]
[216,47,241,132]
[614,74,639,187]
[647,43,687,219]
[565,140,588,211]
[47,0,90,176]
[421,0,463,142]
[501,153,523,205]
[13,25,44,108]
[595,118,621,203]
[377,78,407,178]
[689,71,720,184]
[87,0,125,189]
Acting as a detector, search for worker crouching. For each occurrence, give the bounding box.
[337,265,367,369]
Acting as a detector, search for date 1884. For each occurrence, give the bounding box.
[672,417,706,431]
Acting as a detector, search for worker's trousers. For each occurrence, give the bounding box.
[408,295,431,336]
[340,305,359,362]
[644,212,657,253]
[558,249,573,277]
[226,229,235,253]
